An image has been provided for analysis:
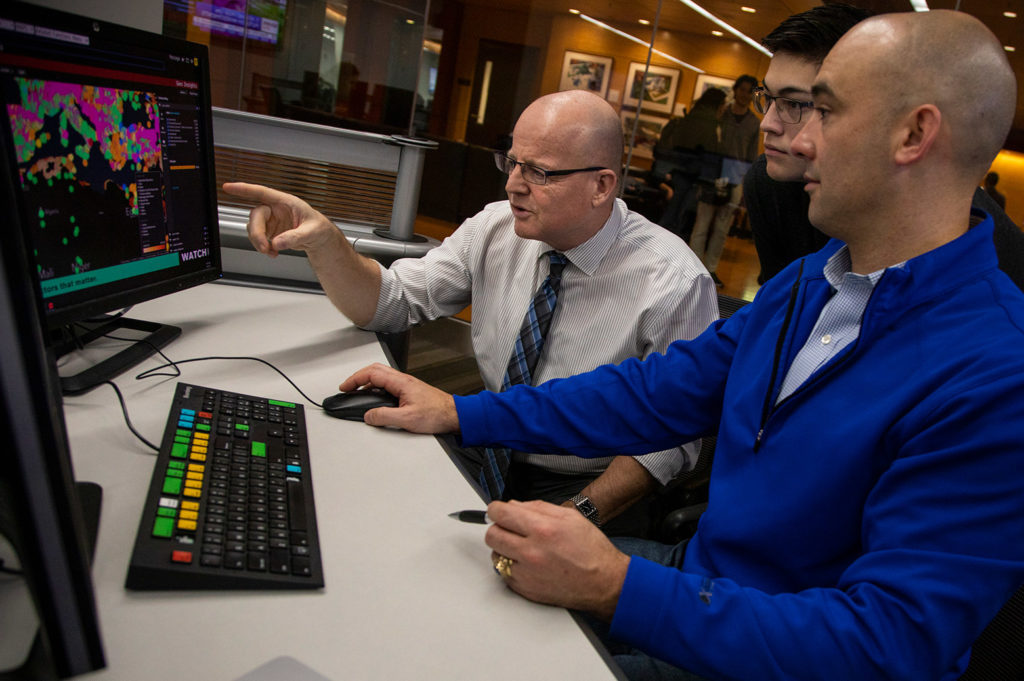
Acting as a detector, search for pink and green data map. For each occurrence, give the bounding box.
[6,79,164,278]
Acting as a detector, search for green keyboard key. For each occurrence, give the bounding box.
[162,477,183,495]
[268,399,296,408]
[251,441,266,457]
[152,516,174,538]
[170,442,188,459]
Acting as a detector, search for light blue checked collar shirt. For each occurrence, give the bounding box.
[777,246,904,404]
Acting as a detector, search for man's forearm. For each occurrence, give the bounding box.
[306,226,383,326]
[564,456,657,523]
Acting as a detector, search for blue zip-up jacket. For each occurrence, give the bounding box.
[455,215,1024,680]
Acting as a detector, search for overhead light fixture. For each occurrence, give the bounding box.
[639,19,651,25]
[672,0,772,56]
[405,19,415,24]
[740,6,756,12]
[1005,11,1018,18]
[569,8,581,14]
[1006,45,1017,52]
[578,13,704,72]
[711,30,724,37]
[909,0,929,11]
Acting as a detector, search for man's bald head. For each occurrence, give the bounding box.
[515,90,622,178]
[834,11,1015,181]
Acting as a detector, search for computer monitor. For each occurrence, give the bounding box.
[0,1,222,394]
[0,106,105,677]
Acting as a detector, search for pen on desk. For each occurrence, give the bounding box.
[448,509,491,524]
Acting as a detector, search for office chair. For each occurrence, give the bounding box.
[651,293,749,544]
[959,582,1024,680]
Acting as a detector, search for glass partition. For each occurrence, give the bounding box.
[168,0,783,299]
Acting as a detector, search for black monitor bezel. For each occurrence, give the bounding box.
[0,1,222,330]
[0,79,106,678]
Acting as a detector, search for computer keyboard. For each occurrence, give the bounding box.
[125,382,324,589]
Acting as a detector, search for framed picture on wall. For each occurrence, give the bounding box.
[621,111,669,159]
[692,74,735,105]
[623,62,681,114]
[558,50,614,98]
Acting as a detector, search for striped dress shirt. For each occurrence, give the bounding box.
[368,199,718,484]
[777,246,893,402]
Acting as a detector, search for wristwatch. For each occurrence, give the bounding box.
[571,493,602,527]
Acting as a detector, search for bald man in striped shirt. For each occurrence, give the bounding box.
[224,90,717,536]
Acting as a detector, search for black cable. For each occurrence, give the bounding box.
[71,325,323,451]
[102,381,160,452]
[136,356,324,408]
[0,558,23,576]
[72,323,183,381]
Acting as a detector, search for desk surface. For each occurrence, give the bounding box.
[60,282,619,681]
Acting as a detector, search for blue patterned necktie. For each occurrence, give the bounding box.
[479,252,568,499]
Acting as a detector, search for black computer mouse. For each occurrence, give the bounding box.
[321,387,400,421]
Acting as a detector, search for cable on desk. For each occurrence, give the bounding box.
[72,323,183,381]
[72,325,324,451]
[102,381,160,453]
[0,561,23,577]
[135,356,325,408]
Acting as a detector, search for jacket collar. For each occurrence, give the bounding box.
[801,210,997,312]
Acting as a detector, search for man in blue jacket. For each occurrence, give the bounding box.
[340,10,1024,681]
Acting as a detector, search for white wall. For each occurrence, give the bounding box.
[25,0,163,34]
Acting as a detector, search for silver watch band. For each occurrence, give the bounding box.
[571,493,602,527]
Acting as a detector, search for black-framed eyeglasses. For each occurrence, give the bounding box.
[753,87,815,125]
[493,152,607,186]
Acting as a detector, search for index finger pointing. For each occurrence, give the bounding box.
[222,181,290,205]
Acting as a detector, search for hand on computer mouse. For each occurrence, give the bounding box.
[338,363,460,434]
[321,387,399,421]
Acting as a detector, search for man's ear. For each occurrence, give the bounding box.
[894,104,941,166]
[592,170,618,207]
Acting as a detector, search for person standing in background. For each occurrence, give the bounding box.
[688,75,759,286]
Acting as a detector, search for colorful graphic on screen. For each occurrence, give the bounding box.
[5,78,171,288]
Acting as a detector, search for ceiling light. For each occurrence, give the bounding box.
[909,0,929,11]
[740,6,756,12]
[711,30,724,36]
[569,8,580,14]
[405,19,414,24]
[1005,11,1018,18]
[639,19,651,25]
[1006,45,1016,52]
[672,0,772,56]
[578,13,704,72]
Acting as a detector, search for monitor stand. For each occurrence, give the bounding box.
[0,483,102,679]
[54,316,181,396]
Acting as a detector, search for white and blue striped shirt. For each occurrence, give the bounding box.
[368,199,718,483]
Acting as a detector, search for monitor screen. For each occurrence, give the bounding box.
[0,1,221,329]
[720,157,753,186]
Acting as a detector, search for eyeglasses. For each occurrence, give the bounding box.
[753,87,815,125]
[493,152,607,186]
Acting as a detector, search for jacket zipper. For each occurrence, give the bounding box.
[753,261,803,452]
[753,266,888,452]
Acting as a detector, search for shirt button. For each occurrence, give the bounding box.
[821,334,832,345]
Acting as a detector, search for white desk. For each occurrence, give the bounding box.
[58,282,620,681]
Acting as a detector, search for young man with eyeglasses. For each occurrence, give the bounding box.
[223,90,717,537]
[745,3,1024,289]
